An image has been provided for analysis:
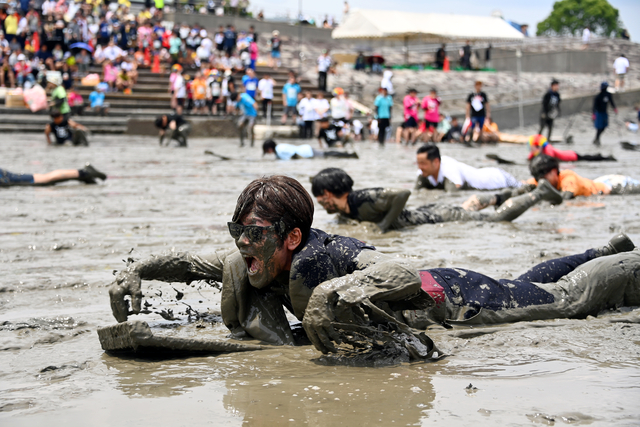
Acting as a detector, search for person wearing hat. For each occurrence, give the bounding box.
[45,109,89,146]
[155,113,190,147]
[269,30,281,69]
[14,53,34,87]
[539,79,561,140]
[527,134,615,162]
[48,72,71,118]
[592,81,617,146]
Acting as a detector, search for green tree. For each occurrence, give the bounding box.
[537,0,621,37]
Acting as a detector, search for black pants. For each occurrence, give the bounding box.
[262,99,272,118]
[318,71,327,91]
[303,121,314,139]
[538,117,554,140]
[378,118,390,144]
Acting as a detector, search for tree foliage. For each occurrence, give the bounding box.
[536,0,621,37]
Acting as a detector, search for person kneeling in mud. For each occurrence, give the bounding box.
[317,118,347,148]
[108,175,640,362]
[45,110,89,146]
[155,114,190,147]
[312,168,561,233]
[263,139,358,160]
[464,154,640,211]
[1,163,107,187]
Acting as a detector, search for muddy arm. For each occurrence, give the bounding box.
[109,249,236,322]
[375,189,411,232]
[302,250,426,353]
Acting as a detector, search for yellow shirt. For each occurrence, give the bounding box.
[4,15,18,35]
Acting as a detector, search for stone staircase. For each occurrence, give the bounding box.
[0,64,325,133]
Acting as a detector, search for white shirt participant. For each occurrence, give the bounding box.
[313,96,330,118]
[317,54,331,72]
[330,95,348,120]
[298,97,318,122]
[613,56,630,75]
[258,77,274,100]
[422,156,521,190]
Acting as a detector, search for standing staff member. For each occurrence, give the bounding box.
[593,82,617,146]
[464,80,490,143]
[613,54,630,92]
[374,87,393,146]
[317,49,331,92]
[539,79,560,140]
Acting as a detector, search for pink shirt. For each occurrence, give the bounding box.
[528,144,578,162]
[250,42,258,60]
[403,95,419,121]
[421,96,441,123]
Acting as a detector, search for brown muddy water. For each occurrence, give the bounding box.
[2,112,640,426]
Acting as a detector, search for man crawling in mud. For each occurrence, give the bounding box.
[109,175,640,361]
[311,168,562,232]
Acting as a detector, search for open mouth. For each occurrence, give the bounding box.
[244,256,260,275]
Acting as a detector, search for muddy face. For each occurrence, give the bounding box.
[544,169,560,188]
[234,212,288,289]
[316,191,342,214]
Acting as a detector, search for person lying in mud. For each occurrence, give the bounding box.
[109,175,640,361]
[311,167,562,233]
[462,154,640,210]
[528,134,615,162]
[262,139,358,160]
[1,164,107,187]
[155,114,191,147]
[415,144,522,192]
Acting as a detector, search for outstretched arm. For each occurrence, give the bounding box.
[109,248,236,322]
[302,250,427,353]
[375,188,411,232]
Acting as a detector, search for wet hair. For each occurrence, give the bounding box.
[529,155,559,181]
[50,109,62,118]
[551,79,559,86]
[262,138,277,154]
[154,115,165,128]
[311,168,354,197]
[319,117,329,123]
[416,144,440,161]
[230,92,239,101]
[232,175,314,245]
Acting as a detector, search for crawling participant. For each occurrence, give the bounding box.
[263,139,358,160]
[312,168,561,232]
[155,113,190,147]
[1,164,106,187]
[415,144,521,191]
[465,154,640,210]
[108,175,640,361]
[45,110,89,146]
[317,118,345,148]
[528,134,615,162]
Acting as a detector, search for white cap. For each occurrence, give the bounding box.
[17,53,26,61]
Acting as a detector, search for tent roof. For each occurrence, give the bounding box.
[332,9,525,41]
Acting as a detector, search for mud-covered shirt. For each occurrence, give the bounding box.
[527,170,608,197]
[318,124,342,147]
[50,119,72,144]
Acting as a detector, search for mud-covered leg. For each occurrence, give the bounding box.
[517,234,635,283]
[489,179,562,222]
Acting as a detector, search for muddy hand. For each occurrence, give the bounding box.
[108,271,143,322]
[302,291,342,353]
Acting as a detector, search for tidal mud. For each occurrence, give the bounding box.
[2,120,640,425]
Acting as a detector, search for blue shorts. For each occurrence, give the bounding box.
[594,112,608,130]
[271,51,281,59]
[250,59,256,70]
[0,168,34,186]
[470,116,485,129]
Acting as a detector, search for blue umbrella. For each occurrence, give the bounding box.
[69,42,94,53]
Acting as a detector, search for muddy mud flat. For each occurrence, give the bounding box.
[2,116,640,425]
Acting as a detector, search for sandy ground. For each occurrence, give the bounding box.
[1,111,640,426]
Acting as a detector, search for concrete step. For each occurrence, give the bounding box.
[0,123,127,133]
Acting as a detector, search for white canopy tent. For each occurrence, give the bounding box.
[333,9,525,64]
[332,9,525,42]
